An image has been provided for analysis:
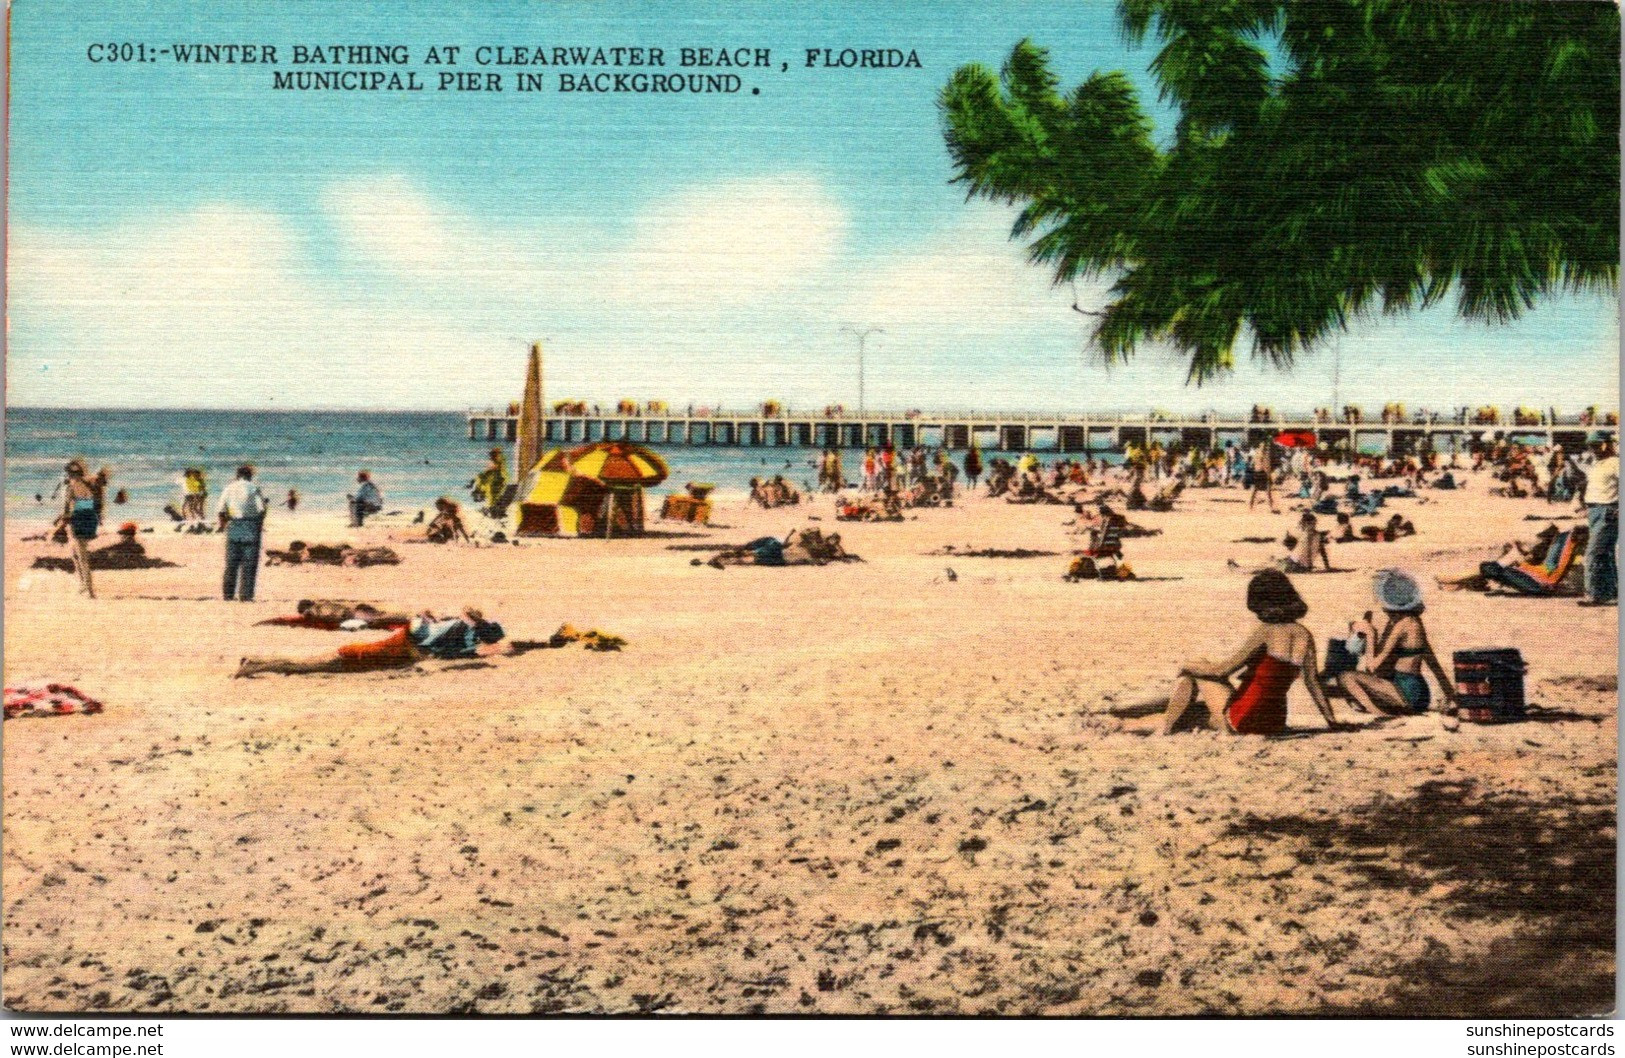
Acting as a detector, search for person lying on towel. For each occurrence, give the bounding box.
[234,608,506,677]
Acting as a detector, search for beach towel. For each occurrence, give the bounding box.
[4,684,104,719]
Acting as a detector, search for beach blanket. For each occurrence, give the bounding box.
[4,684,104,719]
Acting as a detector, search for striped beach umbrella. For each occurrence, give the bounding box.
[566,441,670,487]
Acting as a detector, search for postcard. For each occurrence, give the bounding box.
[3,0,1618,1017]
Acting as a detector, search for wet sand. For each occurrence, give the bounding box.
[2,472,1615,1014]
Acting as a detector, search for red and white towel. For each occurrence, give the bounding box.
[4,684,104,719]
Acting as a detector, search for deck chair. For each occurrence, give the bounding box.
[1480,527,1587,595]
[1078,520,1125,561]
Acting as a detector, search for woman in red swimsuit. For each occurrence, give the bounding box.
[1158,569,1340,735]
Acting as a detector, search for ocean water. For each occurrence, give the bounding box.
[4,408,1099,524]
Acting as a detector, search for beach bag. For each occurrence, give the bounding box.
[1323,638,1360,680]
[1453,648,1527,723]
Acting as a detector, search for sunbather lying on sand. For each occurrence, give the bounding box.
[265,541,402,567]
[835,490,904,522]
[707,528,858,568]
[1359,514,1416,542]
[256,599,410,630]
[1107,570,1340,735]
[235,608,507,677]
[1068,500,1161,538]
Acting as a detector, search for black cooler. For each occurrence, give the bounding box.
[1452,648,1527,722]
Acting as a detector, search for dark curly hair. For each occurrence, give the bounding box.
[1247,569,1308,624]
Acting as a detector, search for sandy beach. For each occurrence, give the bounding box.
[2,472,1615,1015]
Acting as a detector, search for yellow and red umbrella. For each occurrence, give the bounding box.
[512,442,668,537]
[565,441,669,487]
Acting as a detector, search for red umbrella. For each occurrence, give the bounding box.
[1274,430,1317,448]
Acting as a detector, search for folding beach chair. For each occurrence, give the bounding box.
[1480,527,1587,596]
[1079,521,1125,562]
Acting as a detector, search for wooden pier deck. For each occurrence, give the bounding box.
[465,408,1614,454]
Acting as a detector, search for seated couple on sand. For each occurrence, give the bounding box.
[235,608,507,677]
[1109,568,1454,734]
[748,476,802,509]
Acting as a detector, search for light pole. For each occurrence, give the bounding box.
[841,325,884,416]
[1331,334,1342,416]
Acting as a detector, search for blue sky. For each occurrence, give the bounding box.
[7,0,1618,413]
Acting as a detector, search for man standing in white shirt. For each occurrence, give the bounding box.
[216,464,269,602]
[1578,437,1618,606]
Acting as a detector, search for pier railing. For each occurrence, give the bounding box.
[468,406,1616,427]
[464,404,1617,454]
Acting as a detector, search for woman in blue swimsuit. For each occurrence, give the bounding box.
[1339,569,1458,715]
[54,460,100,599]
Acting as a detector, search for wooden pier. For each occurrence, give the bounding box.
[465,408,1613,455]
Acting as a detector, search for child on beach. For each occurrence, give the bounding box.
[1280,511,1332,572]
[425,498,472,543]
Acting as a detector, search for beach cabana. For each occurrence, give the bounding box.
[512,441,670,538]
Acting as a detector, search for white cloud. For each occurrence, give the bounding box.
[6,205,508,408]
[624,175,848,306]
[844,209,1076,331]
[320,171,848,314]
[322,175,472,280]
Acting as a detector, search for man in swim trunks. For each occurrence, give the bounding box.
[234,608,507,677]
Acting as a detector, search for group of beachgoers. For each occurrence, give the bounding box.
[31,415,1619,712]
[827,444,962,521]
[748,476,802,509]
